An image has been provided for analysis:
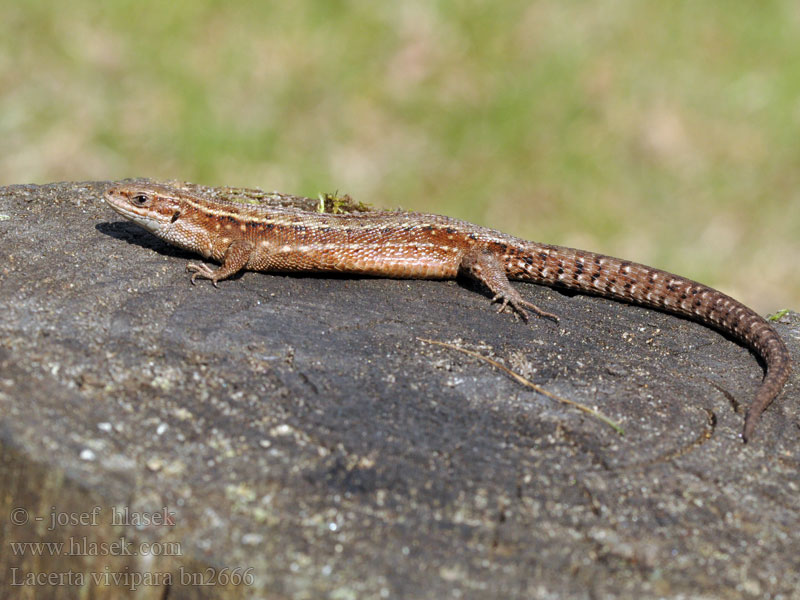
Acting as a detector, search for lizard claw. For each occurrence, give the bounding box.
[491,294,526,321]
[491,293,558,323]
[525,301,559,323]
[186,263,218,287]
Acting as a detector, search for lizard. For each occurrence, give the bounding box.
[103,182,791,442]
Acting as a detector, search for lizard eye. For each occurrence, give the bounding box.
[131,194,149,206]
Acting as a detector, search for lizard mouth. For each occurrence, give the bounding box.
[103,187,164,232]
[104,188,139,218]
[104,188,132,215]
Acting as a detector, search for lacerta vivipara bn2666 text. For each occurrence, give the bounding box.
[104,182,791,442]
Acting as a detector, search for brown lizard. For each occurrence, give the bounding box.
[104,182,791,441]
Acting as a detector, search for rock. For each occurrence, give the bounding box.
[0,181,798,598]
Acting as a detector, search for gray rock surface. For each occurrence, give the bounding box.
[0,181,798,599]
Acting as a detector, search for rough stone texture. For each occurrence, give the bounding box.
[0,181,798,599]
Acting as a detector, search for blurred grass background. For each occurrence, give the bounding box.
[1,1,798,312]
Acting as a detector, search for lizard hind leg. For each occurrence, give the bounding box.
[459,246,559,323]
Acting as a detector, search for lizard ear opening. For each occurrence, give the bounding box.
[170,210,181,223]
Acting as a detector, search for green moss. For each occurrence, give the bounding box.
[317,192,372,214]
[768,309,791,322]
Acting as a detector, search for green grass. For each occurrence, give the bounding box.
[2,1,798,311]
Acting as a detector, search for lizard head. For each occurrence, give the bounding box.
[104,184,184,235]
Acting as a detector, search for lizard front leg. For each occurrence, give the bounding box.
[186,239,255,287]
[460,246,559,322]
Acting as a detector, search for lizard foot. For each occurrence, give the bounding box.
[491,293,559,323]
[186,263,219,287]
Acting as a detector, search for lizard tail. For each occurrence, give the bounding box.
[742,335,792,442]
[506,242,792,441]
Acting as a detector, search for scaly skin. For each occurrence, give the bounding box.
[104,182,791,441]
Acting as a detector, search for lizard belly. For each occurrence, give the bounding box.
[249,243,462,279]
